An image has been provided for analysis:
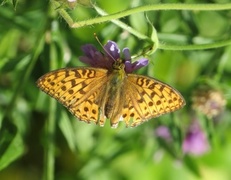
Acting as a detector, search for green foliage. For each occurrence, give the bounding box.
[0,0,231,179]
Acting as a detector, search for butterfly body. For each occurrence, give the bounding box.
[101,59,127,127]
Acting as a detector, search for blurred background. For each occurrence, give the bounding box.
[0,0,231,179]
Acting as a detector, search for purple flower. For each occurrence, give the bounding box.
[182,121,210,156]
[79,40,149,73]
[155,126,172,142]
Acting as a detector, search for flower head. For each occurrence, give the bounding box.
[192,86,226,118]
[79,40,149,73]
[182,120,210,156]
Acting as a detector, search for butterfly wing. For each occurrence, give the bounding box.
[121,74,185,127]
[37,67,108,124]
[37,68,185,128]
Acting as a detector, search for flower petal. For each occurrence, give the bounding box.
[79,41,149,72]
[79,44,100,65]
[79,44,112,69]
[104,40,120,60]
[125,58,149,73]
[123,48,131,61]
[182,121,210,156]
[155,126,172,142]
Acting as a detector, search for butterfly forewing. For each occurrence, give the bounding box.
[37,68,108,124]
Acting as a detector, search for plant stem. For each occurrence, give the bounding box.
[72,3,231,28]
[93,4,231,51]
[43,99,56,180]
[94,5,149,40]
[51,0,74,27]
[0,35,44,127]
[159,38,231,50]
[42,25,59,180]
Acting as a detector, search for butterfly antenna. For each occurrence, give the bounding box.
[94,33,116,62]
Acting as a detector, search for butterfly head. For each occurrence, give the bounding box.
[112,59,125,71]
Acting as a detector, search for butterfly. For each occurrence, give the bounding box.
[37,41,185,128]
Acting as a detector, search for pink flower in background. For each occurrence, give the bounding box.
[155,126,172,142]
[182,121,210,156]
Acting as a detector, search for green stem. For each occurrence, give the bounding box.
[50,1,231,51]
[0,35,44,127]
[42,35,60,180]
[51,0,74,27]
[93,4,231,51]
[43,99,56,180]
[72,3,231,28]
[214,46,231,82]
[94,5,149,40]
[159,38,231,50]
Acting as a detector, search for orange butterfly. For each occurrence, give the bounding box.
[37,41,185,128]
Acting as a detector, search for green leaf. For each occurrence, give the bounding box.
[12,0,18,10]
[140,14,159,56]
[58,111,77,152]
[0,121,24,170]
[0,0,8,6]
[183,155,201,177]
